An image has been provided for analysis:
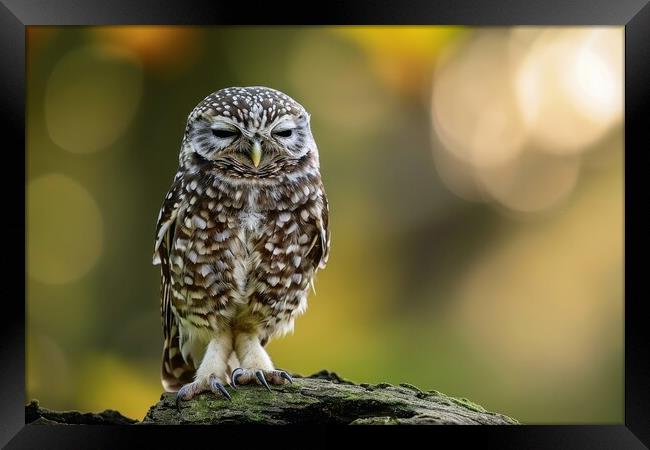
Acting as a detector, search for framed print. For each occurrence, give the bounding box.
[3,0,648,448]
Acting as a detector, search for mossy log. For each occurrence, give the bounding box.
[26,370,518,425]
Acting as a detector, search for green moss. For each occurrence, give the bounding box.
[399,383,423,393]
[241,410,267,423]
[448,396,487,413]
[350,416,399,425]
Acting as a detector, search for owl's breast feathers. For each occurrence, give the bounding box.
[154,170,329,338]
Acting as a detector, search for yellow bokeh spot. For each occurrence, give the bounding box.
[45,44,143,154]
[28,174,103,284]
[335,26,466,95]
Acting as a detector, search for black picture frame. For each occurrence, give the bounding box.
[3,0,648,448]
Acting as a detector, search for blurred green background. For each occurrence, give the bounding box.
[26,26,623,423]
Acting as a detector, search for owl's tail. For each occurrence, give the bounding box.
[161,321,196,392]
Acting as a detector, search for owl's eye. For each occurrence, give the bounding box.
[273,129,293,138]
[212,128,239,139]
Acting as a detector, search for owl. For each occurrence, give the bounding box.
[152,86,330,406]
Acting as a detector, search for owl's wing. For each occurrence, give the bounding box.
[307,188,331,271]
[153,172,195,391]
[317,191,331,269]
[154,173,183,338]
[153,172,183,266]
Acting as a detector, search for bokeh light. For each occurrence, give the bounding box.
[433,31,528,169]
[431,27,622,214]
[477,150,581,213]
[27,174,103,284]
[515,28,623,155]
[45,44,143,154]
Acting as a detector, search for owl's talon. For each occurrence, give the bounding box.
[210,376,232,401]
[255,369,272,392]
[176,384,193,411]
[231,367,292,389]
[280,371,293,384]
[231,368,245,388]
[176,374,231,409]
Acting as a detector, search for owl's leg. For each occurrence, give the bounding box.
[176,331,233,409]
[230,332,293,390]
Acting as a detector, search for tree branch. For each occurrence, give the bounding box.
[26,370,518,425]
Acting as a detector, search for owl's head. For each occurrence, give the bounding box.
[180,86,317,180]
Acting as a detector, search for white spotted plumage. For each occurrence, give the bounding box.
[153,86,330,398]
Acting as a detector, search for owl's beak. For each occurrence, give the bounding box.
[250,141,262,168]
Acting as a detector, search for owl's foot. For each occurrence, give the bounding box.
[231,368,293,391]
[176,374,232,411]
